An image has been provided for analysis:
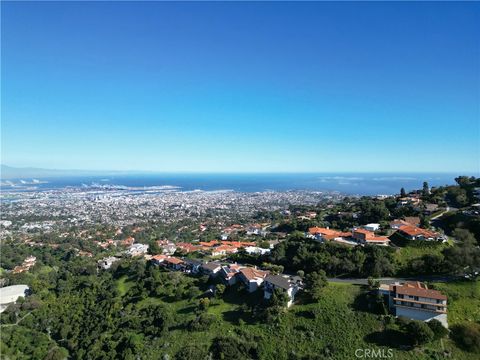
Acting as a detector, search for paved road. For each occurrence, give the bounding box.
[327,275,460,286]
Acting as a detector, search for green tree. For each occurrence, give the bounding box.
[215,284,226,298]
[405,320,434,346]
[427,319,448,340]
[306,270,328,301]
[400,188,406,197]
[451,322,480,353]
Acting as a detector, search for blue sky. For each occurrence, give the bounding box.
[1,1,479,173]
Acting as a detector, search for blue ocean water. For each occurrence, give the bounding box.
[0,173,466,196]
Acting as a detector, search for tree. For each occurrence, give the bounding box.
[427,319,448,340]
[367,277,380,291]
[422,181,430,197]
[215,284,226,298]
[305,270,328,301]
[400,188,406,197]
[451,322,480,353]
[405,320,434,346]
[197,297,210,312]
[443,229,480,278]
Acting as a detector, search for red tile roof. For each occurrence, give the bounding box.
[391,282,447,300]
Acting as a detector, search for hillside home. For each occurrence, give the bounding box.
[264,274,303,307]
[162,256,185,271]
[352,229,390,246]
[126,243,149,256]
[201,261,222,277]
[97,256,120,270]
[220,263,245,285]
[397,225,443,241]
[239,267,269,292]
[382,281,448,328]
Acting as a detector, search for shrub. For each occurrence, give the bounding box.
[188,313,217,332]
[427,319,448,340]
[451,322,480,353]
[405,320,434,346]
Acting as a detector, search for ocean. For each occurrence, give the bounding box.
[0,173,466,196]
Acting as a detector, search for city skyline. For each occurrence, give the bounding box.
[2,1,479,173]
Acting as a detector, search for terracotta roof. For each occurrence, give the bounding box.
[240,267,269,281]
[398,225,439,238]
[164,257,184,265]
[391,282,447,301]
[152,254,167,261]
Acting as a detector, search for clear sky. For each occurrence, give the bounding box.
[1,1,479,173]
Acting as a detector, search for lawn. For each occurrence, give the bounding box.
[115,274,134,296]
[394,242,448,269]
[432,280,480,324]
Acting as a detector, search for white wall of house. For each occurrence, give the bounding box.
[395,307,448,328]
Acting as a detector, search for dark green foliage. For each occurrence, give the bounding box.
[175,345,209,360]
[305,270,328,301]
[269,235,396,277]
[451,322,480,353]
[210,336,258,360]
[443,229,480,277]
[404,320,434,346]
[188,313,218,331]
[427,319,448,340]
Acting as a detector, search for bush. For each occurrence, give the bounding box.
[188,313,217,332]
[451,322,480,353]
[427,319,448,340]
[405,320,434,346]
[175,345,208,360]
[210,336,257,360]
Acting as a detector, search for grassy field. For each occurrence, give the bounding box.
[115,274,134,296]
[432,281,480,324]
[118,280,480,360]
[394,242,448,269]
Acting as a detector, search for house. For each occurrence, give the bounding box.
[97,256,120,270]
[384,281,448,328]
[244,246,270,255]
[308,227,352,242]
[183,259,203,274]
[352,228,390,246]
[239,267,269,292]
[126,243,149,256]
[404,217,421,227]
[264,274,303,307]
[220,263,245,285]
[162,256,185,271]
[176,242,201,253]
[390,219,410,230]
[12,256,37,274]
[211,245,238,257]
[151,254,168,265]
[364,223,380,232]
[397,225,443,241]
[424,204,439,215]
[201,261,222,276]
[161,243,177,255]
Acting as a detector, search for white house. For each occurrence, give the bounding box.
[97,256,120,270]
[364,223,380,232]
[264,274,303,307]
[244,246,270,255]
[126,243,149,257]
[383,281,448,328]
[239,267,269,292]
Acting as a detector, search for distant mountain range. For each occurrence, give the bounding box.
[0,165,135,179]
